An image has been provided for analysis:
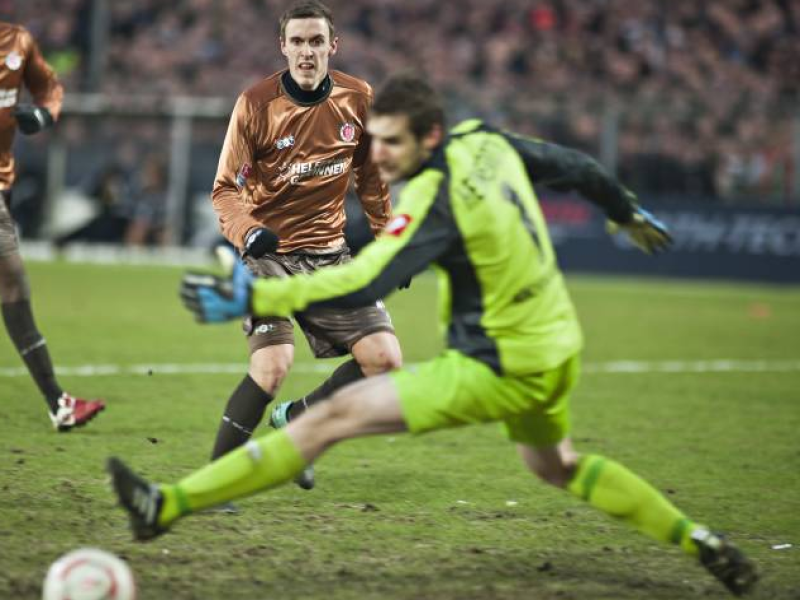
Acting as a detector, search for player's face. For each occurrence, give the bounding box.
[368,114,442,183]
[280,18,338,91]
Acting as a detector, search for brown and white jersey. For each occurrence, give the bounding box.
[0,22,63,190]
[212,70,391,253]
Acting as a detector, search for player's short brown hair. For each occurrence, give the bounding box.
[279,1,335,40]
[372,73,446,140]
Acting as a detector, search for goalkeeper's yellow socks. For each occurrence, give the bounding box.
[567,454,699,555]
[158,429,306,526]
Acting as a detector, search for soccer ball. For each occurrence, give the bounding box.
[42,548,136,600]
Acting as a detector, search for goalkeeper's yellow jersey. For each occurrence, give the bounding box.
[251,119,637,375]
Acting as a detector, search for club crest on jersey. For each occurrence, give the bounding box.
[385,214,412,237]
[275,135,294,150]
[236,163,252,188]
[4,51,21,71]
[339,122,356,143]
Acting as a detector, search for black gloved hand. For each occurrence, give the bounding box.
[14,105,54,135]
[243,227,279,258]
[606,207,673,255]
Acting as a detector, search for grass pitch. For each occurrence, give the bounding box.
[1,261,799,599]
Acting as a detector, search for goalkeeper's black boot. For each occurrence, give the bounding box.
[692,529,758,596]
[107,457,168,541]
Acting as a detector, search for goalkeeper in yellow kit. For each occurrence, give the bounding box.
[109,74,757,596]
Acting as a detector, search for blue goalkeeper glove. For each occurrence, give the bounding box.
[607,207,673,254]
[14,104,54,135]
[180,252,254,323]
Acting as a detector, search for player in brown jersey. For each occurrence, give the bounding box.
[206,1,402,491]
[0,22,105,430]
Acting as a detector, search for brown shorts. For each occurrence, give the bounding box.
[0,190,19,257]
[243,249,395,358]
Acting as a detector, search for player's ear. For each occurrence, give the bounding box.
[329,36,339,57]
[279,37,288,57]
[422,123,443,151]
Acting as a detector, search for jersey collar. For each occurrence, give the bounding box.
[406,140,448,180]
[281,70,333,106]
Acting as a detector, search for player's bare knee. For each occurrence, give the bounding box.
[250,366,289,394]
[380,345,403,372]
[248,358,290,395]
[354,334,402,376]
[358,353,399,377]
[248,344,294,394]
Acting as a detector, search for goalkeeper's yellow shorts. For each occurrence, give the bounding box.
[391,350,579,448]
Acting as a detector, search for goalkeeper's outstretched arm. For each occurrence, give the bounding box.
[504,132,672,254]
[504,132,637,222]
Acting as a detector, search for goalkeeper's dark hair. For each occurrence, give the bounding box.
[372,73,446,140]
[279,0,335,40]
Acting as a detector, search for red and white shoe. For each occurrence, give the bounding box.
[49,393,106,431]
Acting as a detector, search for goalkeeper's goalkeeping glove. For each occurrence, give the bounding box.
[180,248,254,323]
[14,104,54,135]
[606,207,673,254]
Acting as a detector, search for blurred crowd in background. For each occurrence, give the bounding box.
[3,0,800,244]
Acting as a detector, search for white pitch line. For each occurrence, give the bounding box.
[581,359,800,374]
[0,361,339,377]
[1,359,800,378]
